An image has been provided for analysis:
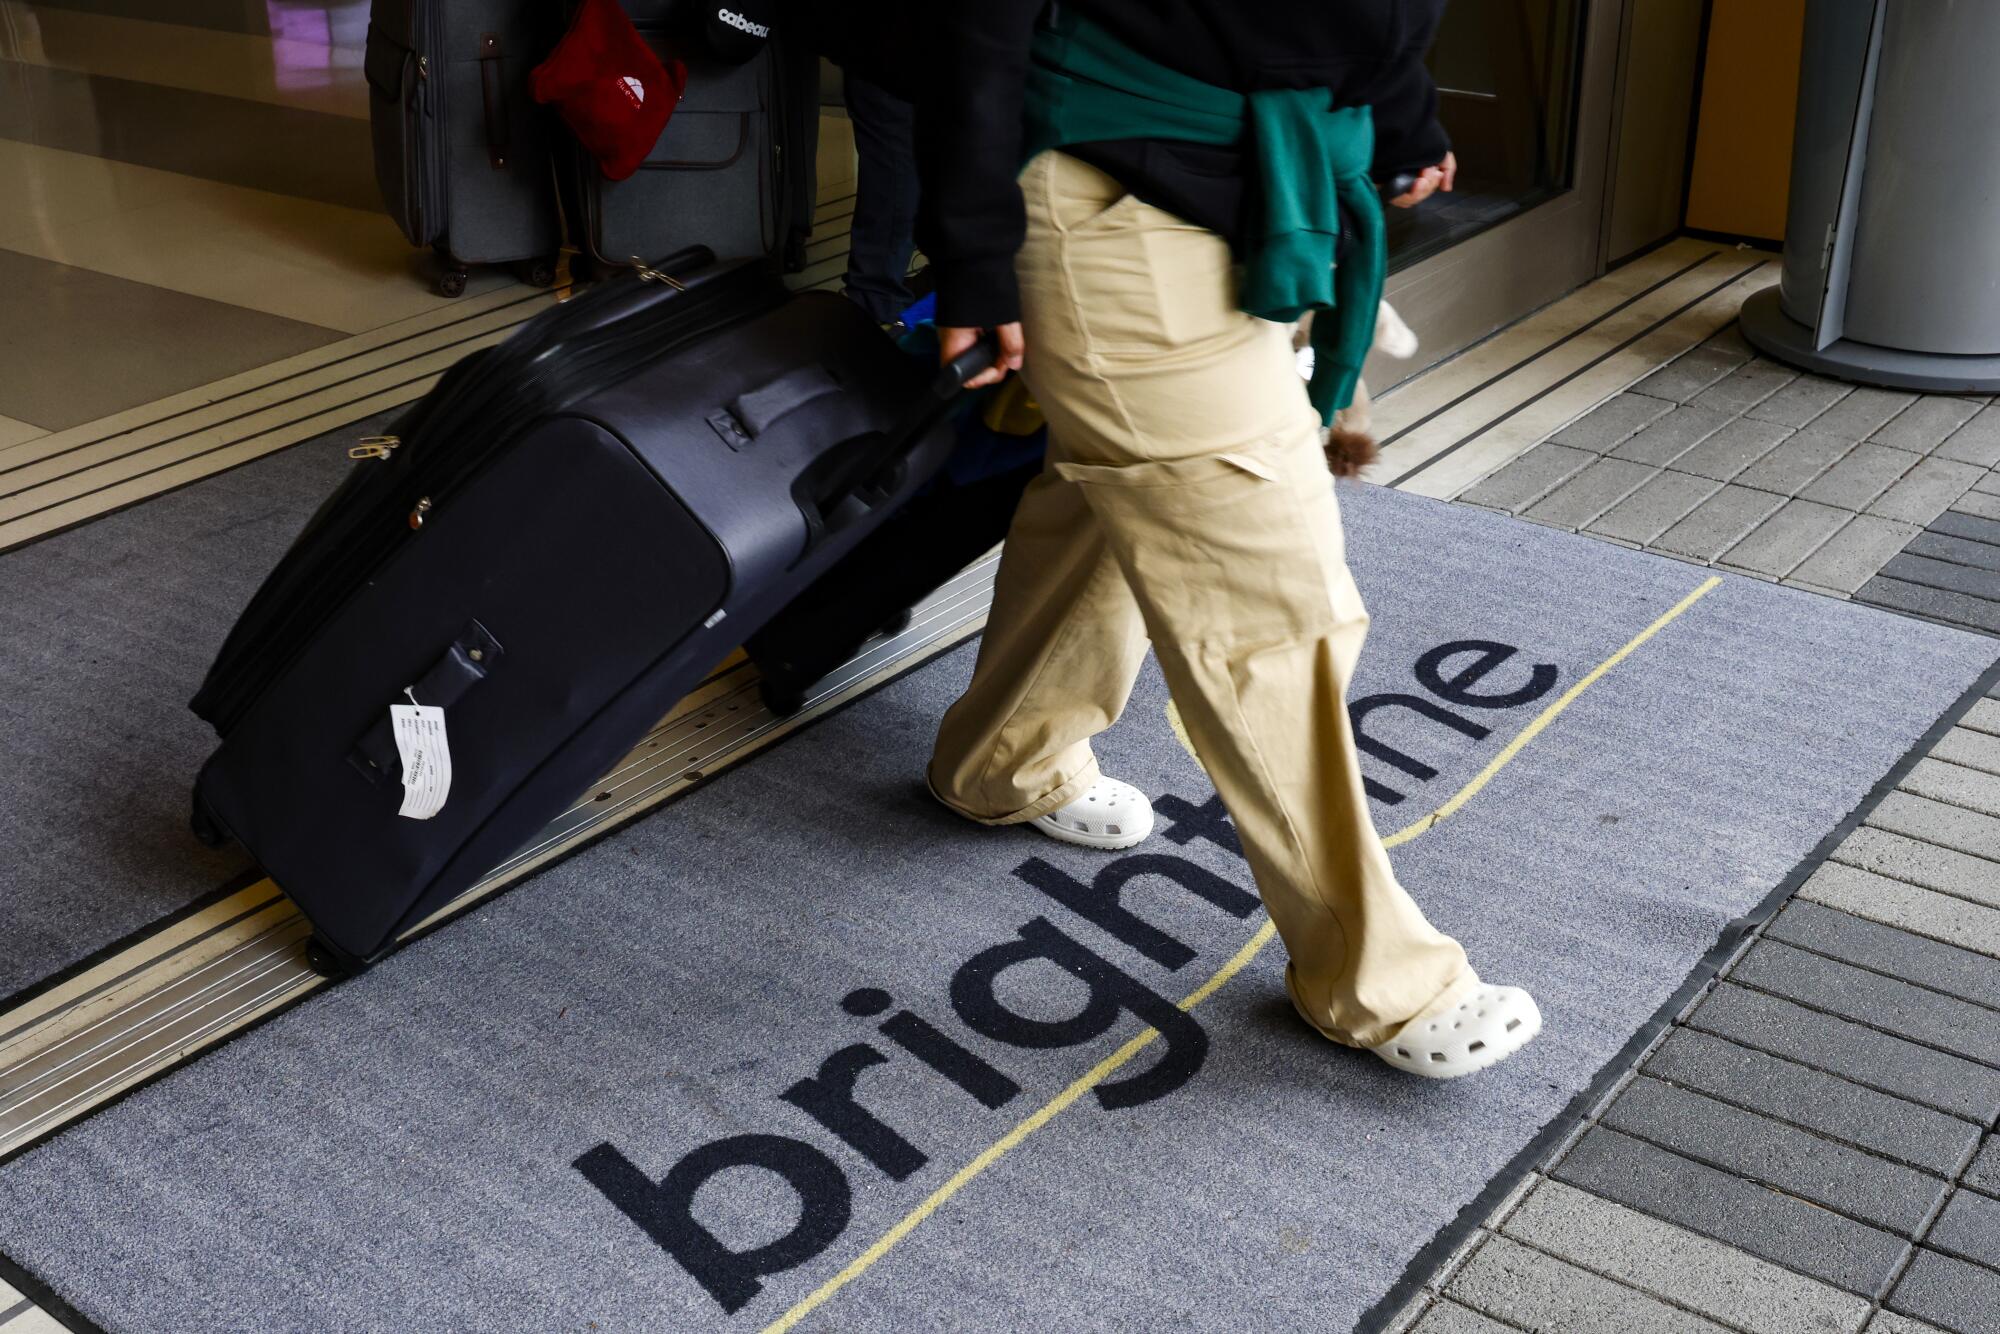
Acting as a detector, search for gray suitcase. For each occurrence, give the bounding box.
[567,17,789,274]
[363,0,566,295]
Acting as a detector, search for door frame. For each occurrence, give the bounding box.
[1375,0,1630,385]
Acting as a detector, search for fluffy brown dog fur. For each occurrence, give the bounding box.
[1323,423,1380,478]
[1299,302,1415,480]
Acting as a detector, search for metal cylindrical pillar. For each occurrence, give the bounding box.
[1741,0,2000,391]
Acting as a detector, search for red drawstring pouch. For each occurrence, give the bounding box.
[531,0,687,182]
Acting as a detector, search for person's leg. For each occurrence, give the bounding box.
[928,463,1152,823]
[1007,151,1486,1051]
[840,74,919,323]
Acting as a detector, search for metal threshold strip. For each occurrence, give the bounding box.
[0,286,560,555]
[0,190,863,556]
[0,554,997,1162]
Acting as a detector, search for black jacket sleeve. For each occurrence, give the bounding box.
[913,2,1044,328]
[1366,0,1451,182]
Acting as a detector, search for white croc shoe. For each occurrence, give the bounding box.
[1032,776,1156,851]
[1371,985,1542,1079]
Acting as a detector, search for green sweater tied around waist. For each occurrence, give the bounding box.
[1022,11,1386,423]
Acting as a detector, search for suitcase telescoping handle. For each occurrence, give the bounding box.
[932,337,1005,399]
[790,337,1000,562]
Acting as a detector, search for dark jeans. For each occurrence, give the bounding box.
[842,74,920,323]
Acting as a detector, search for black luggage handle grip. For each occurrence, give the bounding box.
[933,338,1003,398]
[789,337,1000,562]
[478,33,508,168]
[347,620,504,785]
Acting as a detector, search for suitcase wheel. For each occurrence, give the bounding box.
[303,934,368,980]
[436,267,469,298]
[519,255,560,289]
[759,676,807,719]
[190,799,230,850]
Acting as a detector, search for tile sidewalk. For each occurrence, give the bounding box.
[1394,680,2000,1334]
[1463,325,2000,634]
[1397,328,2000,1333]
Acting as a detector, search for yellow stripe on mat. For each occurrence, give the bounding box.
[763,574,1724,1334]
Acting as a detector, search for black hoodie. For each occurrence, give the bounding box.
[912,0,1451,329]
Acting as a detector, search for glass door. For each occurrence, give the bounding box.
[1387,0,1586,270]
[1379,0,1626,378]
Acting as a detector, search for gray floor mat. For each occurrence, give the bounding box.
[1,484,1991,1332]
[0,416,388,999]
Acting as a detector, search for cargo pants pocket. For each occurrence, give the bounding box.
[1048,171,1242,354]
[1052,439,1339,649]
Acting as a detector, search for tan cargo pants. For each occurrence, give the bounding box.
[929,152,1473,1049]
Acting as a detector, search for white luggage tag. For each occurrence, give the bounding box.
[389,687,453,820]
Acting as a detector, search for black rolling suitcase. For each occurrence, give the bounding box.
[748,461,1040,715]
[188,249,991,974]
[565,5,794,273]
[748,316,1048,713]
[364,0,565,295]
